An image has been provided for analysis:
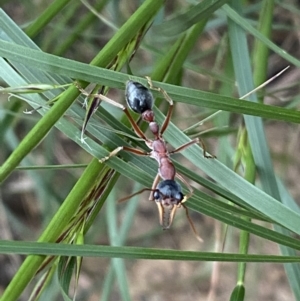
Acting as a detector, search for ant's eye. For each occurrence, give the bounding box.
[153,190,161,200]
[175,192,184,202]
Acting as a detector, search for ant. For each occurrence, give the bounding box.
[77,77,215,241]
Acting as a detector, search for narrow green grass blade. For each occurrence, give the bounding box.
[53,0,109,56]
[102,185,140,301]
[1,241,300,263]
[227,1,300,298]
[227,1,280,204]
[165,19,208,83]
[57,257,75,301]
[1,40,300,123]
[278,179,300,299]
[41,1,81,52]
[155,0,228,35]
[230,284,245,301]
[106,192,131,301]
[25,0,73,38]
[223,4,300,67]
[252,0,275,89]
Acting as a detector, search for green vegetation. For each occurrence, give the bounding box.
[0,0,300,300]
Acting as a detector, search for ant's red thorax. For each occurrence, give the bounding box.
[159,157,176,180]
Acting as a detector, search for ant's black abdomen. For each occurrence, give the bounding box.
[125,81,153,114]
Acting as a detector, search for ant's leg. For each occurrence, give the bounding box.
[118,188,154,203]
[197,138,216,159]
[99,146,150,163]
[170,138,216,159]
[182,204,203,243]
[170,139,198,156]
[148,174,166,227]
[145,76,174,135]
[75,83,150,142]
[175,173,203,242]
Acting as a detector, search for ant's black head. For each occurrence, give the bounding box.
[153,180,184,205]
[125,81,154,114]
[153,180,185,229]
